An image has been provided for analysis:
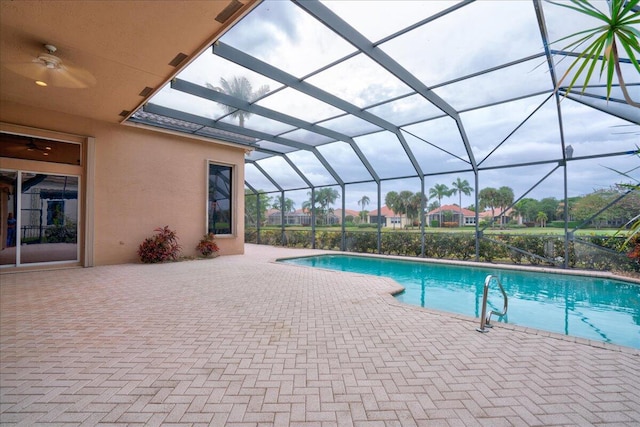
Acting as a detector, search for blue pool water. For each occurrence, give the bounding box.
[280,255,640,349]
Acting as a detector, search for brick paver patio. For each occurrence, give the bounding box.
[1,244,639,426]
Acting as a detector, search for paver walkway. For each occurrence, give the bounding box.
[1,244,639,426]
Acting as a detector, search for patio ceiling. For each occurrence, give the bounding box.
[0,0,258,124]
[128,0,639,200]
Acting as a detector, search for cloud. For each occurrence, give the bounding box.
[223,0,300,55]
[146,0,637,211]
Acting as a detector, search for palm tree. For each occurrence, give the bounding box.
[206,76,270,127]
[406,192,426,229]
[304,188,340,225]
[385,191,401,229]
[451,178,473,227]
[272,197,295,213]
[357,195,370,223]
[536,211,548,228]
[429,184,451,227]
[397,190,414,228]
[479,187,499,227]
[548,0,639,107]
[496,186,514,228]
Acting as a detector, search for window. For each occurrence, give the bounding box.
[0,133,81,166]
[208,163,232,235]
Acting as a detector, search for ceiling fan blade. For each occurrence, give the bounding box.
[59,63,97,88]
[4,60,96,89]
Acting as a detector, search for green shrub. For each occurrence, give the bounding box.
[245,228,258,243]
[284,230,312,248]
[316,231,341,250]
[45,219,77,243]
[381,232,420,256]
[448,234,475,260]
[357,223,377,229]
[346,231,377,253]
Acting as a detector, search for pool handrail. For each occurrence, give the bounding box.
[477,275,508,333]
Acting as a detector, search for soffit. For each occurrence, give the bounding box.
[0,0,257,123]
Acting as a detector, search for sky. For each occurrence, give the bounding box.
[148,0,639,212]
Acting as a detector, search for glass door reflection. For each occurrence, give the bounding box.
[1,170,18,266]
[20,173,79,264]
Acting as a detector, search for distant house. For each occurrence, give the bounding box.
[478,207,515,226]
[266,208,339,226]
[427,204,476,226]
[368,206,412,228]
[333,209,360,224]
[266,209,310,226]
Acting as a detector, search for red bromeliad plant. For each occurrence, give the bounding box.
[627,235,640,267]
[196,233,219,257]
[138,226,181,263]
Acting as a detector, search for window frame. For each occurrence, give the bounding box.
[206,161,234,237]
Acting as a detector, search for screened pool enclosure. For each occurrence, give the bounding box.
[128,0,639,270]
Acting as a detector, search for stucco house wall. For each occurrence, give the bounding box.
[1,100,246,266]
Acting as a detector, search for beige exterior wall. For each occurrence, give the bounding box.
[1,100,246,266]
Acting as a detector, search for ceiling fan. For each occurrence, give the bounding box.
[25,140,52,154]
[4,44,96,88]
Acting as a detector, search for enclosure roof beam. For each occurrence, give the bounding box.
[213,41,422,177]
[172,78,380,182]
[294,0,477,174]
[248,150,314,189]
[143,103,343,186]
[250,161,283,192]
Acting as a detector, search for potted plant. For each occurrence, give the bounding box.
[196,233,219,258]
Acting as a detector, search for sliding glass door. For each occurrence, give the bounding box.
[0,170,79,267]
[0,170,18,266]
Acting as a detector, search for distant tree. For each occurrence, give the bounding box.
[245,189,272,226]
[272,197,295,213]
[357,195,370,222]
[303,187,340,225]
[511,200,524,224]
[512,198,536,224]
[301,199,312,215]
[429,183,452,227]
[451,178,473,227]
[611,185,640,224]
[571,191,613,228]
[397,190,414,226]
[385,191,401,229]
[517,198,542,223]
[407,192,427,228]
[478,187,499,227]
[317,187,340,224]
[539,197,560,223]
[536,211,548,228]
[206,76,270,127]
[496,186,514,227]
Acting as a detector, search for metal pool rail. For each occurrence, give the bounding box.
[477,275,508,333]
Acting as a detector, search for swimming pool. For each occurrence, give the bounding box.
[280,254,640,349]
